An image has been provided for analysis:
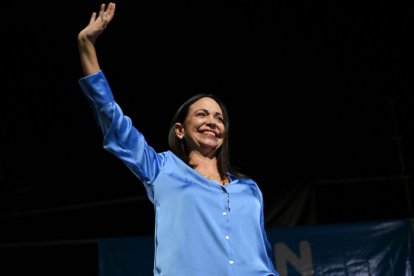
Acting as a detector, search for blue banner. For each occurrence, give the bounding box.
[267,219,413,275]
[99,219,413,275]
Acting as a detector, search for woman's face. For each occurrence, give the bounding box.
[176,97,225,154]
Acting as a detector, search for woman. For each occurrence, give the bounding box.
[78,3,278,275]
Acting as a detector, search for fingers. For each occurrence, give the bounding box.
[89,12,97,25]
[97,3,116,22]
[102,3,116,21]
[98,3,105,19]
[107,2,116,17]
[86,2,116,28]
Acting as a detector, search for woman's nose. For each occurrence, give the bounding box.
[206,121,216,128]
[205,116,218,128]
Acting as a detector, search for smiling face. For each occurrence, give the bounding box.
[174,97,225,157]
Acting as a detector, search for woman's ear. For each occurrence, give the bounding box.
[174,123,184,139]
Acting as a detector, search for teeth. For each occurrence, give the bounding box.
[203,131,216,136]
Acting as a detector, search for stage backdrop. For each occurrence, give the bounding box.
[98,218,413,275]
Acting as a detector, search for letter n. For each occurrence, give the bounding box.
[275,241,313,275]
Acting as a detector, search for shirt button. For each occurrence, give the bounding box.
[225,235,230,240]
[229,260,234,264]
[222,211,228,216]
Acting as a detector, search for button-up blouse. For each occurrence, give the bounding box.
[78,71,278,276]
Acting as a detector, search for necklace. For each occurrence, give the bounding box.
[201,173,227,185]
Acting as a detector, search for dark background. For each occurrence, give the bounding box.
[1,1,414,275]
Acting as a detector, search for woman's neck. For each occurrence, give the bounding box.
[189,151,218,172]
[189,152,228,185]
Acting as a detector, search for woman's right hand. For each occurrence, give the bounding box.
[78,2,116,45]
[78,3,116,76]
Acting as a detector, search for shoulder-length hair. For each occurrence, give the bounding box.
[168,93,241,179]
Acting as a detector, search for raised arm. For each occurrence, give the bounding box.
[78,3,116,76]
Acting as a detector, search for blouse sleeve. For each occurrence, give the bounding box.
[78,70,163,203]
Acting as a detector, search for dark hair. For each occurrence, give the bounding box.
[168,93,242,179]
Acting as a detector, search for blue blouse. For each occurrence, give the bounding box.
[79,71,278,276]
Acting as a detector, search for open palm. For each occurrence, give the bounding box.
[78,3,116,44]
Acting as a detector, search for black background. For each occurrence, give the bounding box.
[1,1,414,275]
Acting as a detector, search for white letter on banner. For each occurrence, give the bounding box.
[274,241,314,275]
